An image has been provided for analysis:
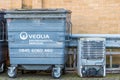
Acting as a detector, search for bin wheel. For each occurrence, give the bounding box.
[52,67,61,79]
[0,63,5,73]
[7,67,17,78]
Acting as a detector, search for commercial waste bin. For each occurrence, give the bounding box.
[0,11,6,73]
[5,9,71,78]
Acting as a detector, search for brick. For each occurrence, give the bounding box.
[11,0,22,9]
[0,0,22,9]
[22,0,32,9]
[32,0,42,9]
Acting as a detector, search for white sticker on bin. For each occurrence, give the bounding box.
[20,32,50,40]
[19,49,53,53]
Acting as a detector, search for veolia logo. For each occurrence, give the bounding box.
[20,32,50,40]
[20,32,28,40]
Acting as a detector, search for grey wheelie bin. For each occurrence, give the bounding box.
[0,11,6,73]
[5,9,71,78]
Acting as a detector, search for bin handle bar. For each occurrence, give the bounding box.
[65,21,72,42]
[69,21,72,40]
[68,21,72,40]
[68,15,72,41]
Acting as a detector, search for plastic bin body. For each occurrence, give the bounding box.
[5,9,71,72]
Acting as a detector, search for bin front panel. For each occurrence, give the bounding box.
[7,18,65,32]
[5,9,71,65]
[7,19,67,64]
